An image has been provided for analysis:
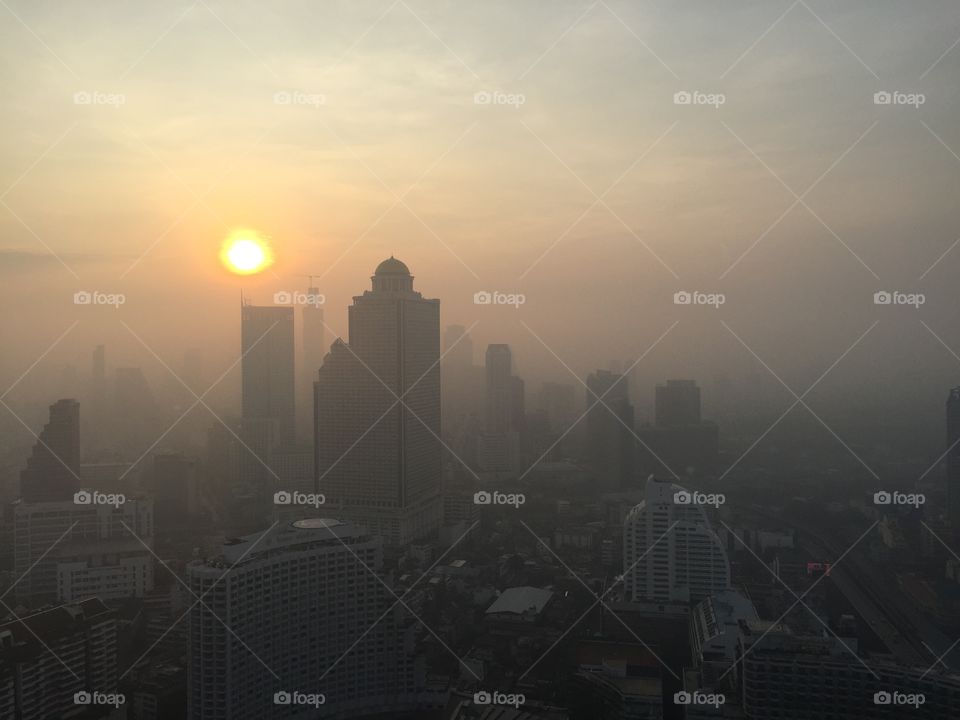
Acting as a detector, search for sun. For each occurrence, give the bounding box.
[220,230,273,275]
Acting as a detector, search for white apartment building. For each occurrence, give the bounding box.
[623,476,730,604]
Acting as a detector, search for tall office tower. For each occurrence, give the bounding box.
[298,282,326,441]
[585,370,635,491]
[441,324,481,444]
[0,598,118,719]
[655,379,701,426]
[315,258,441,545]
[13,495,155,603]
[20,398,80,502]
[478,344,520,472]
[187,519,421,720]
[623,476,730,604]
[948,387,960,538]
[241,300,296,447]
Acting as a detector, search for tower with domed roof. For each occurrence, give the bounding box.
[314,257,441,545]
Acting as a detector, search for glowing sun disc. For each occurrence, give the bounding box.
[220,231,273,275]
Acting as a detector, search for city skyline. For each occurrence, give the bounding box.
[3,2,960,719]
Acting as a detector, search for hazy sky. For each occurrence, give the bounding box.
[2,0,960,432]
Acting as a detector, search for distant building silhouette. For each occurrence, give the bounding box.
[314,258,441,545]
[478,344,521,473]
[299,281,326,441]
[638,379,719,477]
[655,379,700,426]
[623,476,730,604]
[241,301,295,447]
[584,370,635,491]
[20,398,80,502]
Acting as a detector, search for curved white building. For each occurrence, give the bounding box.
[187,518,420,719]
[623,476,730,604]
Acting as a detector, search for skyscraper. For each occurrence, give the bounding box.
[584,370,635,491]
[187,519,421,719]
[478,344,521,472]
[20,398,80,502]
[655,379,701,427]
[241,301,296,447]
[314,258,441,545]
[299,281,326,441]
[947,387,960,537]
[623,476,730,604]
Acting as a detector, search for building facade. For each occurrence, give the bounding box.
[186,518,421,719]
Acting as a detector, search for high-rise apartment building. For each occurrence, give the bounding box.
[314,258,441,545]
[623,476,730,604]
[0,598,118,719]
[186,518,421,719]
